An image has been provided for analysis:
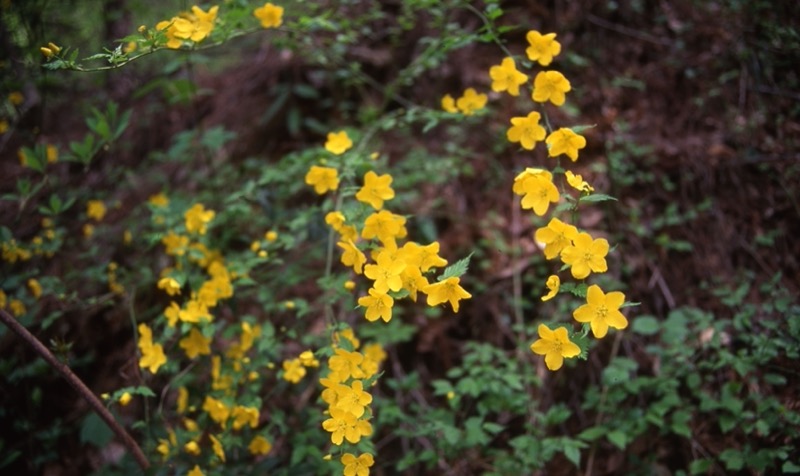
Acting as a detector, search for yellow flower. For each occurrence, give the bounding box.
[184,203,215,235]
[299,350,320,368]
[321,407,373,445]
[305,165,340,194]
[513,168,559,216]
[356,171,395,210]
[533,71,571,106]
[87,200,107,221]
[361,210,407,246]
[209,434,225,462]
[232,406,260,430]
[338,239,367,274]
[333,328,360,350]
[156,438,170,460]
[248,435,272,455]
[455,88,487,115]
[423,277,471,313]
[187,465,204,476]
[254,2,284,29]
[334,380,373,417]
[178,299,212,323]
[118,392,132,406]
[27,278,42,298]
[329,349,366,380]
[0,119,7,134]
[560,232,609,279]
[157,277,181,296]
[184,442,201,456]
[9,299,26,317]
[358,288,394,322]
[325,130,353,155]
[138,324,167,374]
[534,217,578,260]
[341,453,375,476]
[547,128,586,161]
[526,30,561,66]
[148,193,169,207]
[46,145,58,163]
[573,285,628,338]
[177,386,189,413]
[530,324,580,370]
[283,300,296,309]
[203,396,231,425]
[364,252,406,294]
[8,91,23,106]
[441,94,458,113]
[541,275,560,301]
[179,328,211,359]
[0,289,6,309]
[506,111,546,150]
[282,358,306,383]
[565,170,594,193]
[489,57,529,96]
[265,230,278,242]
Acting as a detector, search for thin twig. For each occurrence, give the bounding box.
[584,331,624,476]
[586,14,672,46]
[0,308,150,471]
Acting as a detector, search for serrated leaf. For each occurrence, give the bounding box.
[437,253,473,281]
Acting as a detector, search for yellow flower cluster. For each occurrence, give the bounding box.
[155,5,218,49]
[320,331,384,474]
[282,349,320,383]
[485,31,628,370]
[441,88,488,115]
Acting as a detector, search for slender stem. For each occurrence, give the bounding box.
[0,308,150,470]
[584,331,623,476]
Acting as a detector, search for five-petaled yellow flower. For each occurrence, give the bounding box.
[534,217,578,260]
[87,200,107,221]
[573,285,628,338]
[248,435,272,455]
[358,288,394,322]
[356,171,395,210]
[489,57,529,96]
[423,277,471,312]
[507,111,546,150]
[513,168,559,216]
[325,131,353,155]
[456,88,487,115]
[547,128,586,161]
[441,94,458,113]
[341,453,375,476]
[533,71,571,106]
[560,231,609,279]
[305,165,340,194]
[530,324,580,370]
[526,30,561,66]
[254,2,283,28]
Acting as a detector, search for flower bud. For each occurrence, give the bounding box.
[47,42,61,53]
[40,47,54,58]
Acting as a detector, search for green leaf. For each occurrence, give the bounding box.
[782,461,800,473]
[578,426,605,442]
[719,448,744,470]
[563,442,581,468]
[689,459,712,474]
[438,253,473,281]
[632,315,660,335]
[579,193,617,203]
[79,412,113,447]
[606,430,627,449]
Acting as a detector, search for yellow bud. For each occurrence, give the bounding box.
[40,47,54,58]
[138,25,146,33]
[47,42,61,53]
[119,392,132,406]
[344,280,356,291]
